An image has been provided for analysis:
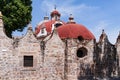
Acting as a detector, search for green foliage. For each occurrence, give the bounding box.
[0,0,32,38]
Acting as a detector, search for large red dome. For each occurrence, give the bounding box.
[57,23,95,40]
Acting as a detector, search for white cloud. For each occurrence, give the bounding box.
[40,0,98,19]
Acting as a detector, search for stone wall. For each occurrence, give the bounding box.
[63,38,94,80]
[43,29,65,80]
[93,32,119,79]
[0,14,120,80]
[0,25,66,80]
[0,25,42,80]
[0,16,13,80]
[76,40,94,80]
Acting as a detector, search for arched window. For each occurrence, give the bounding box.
[77,47,87,58]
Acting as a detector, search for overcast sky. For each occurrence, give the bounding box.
[13,0,120,44]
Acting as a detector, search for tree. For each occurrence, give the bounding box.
[0,0,32,38]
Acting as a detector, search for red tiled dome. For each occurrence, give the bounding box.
[35,20,55,34]
[35,20,65,35]
[57,23,95,40]
[51,10,61,17]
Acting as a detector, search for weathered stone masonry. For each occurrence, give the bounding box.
[0,11,120,80]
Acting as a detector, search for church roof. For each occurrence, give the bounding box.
[57,23,95,39]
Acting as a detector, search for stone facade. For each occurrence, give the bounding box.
[0,12,120,80]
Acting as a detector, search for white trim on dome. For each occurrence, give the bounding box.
[37,27,47,37]
[52,24,55,32]
[51,21,63,32]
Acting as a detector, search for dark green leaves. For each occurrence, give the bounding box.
[0,0,32,37]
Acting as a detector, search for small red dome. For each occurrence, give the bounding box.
[35,20,65,35]
[51,10,61,17]
[57,23,95,40]
[35,20,55,34]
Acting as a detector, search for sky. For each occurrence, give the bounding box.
[13,0,120,44]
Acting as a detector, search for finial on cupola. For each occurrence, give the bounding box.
[102,29,105,34]
[54,4,56,10]
[67,14,76,24]
[44,12,49,20]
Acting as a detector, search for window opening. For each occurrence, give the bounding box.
[54,23,62,28]
[77,47,87,58]
[24,56,33,67]
[78,36,84,41]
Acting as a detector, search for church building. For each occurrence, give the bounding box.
[0,8,120,80]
